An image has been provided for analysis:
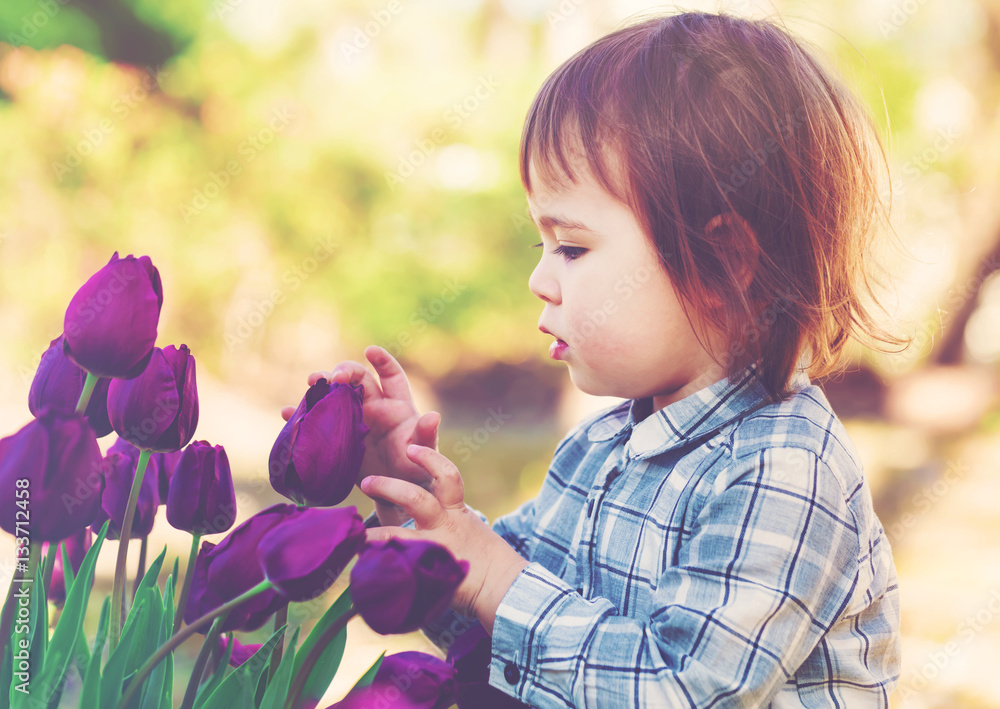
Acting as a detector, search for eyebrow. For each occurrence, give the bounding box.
[531,213,595,232]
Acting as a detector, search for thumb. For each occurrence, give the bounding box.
[280,405,295,422]
[414,411,441,451]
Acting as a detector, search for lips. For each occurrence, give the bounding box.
[540,324,568,360]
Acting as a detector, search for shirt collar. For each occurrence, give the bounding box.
[586,363,810,459]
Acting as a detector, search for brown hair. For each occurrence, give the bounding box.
[519,12,908,400]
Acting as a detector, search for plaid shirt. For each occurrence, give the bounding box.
[479,364,900,708]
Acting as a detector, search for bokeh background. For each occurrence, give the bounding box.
[1,0,998,706]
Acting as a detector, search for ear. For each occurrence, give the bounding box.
[703,212,759,299]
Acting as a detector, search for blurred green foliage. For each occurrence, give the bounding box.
[3,0,973,386]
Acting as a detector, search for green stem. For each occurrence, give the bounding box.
[75,372,100,415]
[269,604,288,682]
[115,580,274,709]
[109,448,151,650]
[0,540,42,663]
[173,533,202,634]
[131,536,148,602]
[284,607,358,709]
[178,615,226,709]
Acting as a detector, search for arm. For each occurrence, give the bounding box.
[488,447,862,708]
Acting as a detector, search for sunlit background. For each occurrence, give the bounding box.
[1,0,998,705]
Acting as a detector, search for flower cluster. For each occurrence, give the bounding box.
[0,252,491,709]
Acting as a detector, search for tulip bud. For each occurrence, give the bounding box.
[166,441,236,536]
[63,252,163,379]
[217,636,263,668]
[185,504,292,632]
[91,438,160,540]
[350,539,468,635]
[257,506,365,602]
[107,344,199,452]
[0,408,105,542]
[29,335,113,437]
[46,527,93,607]
[333,652,456,709]
[269,380,368,507]
[447,624,530,708]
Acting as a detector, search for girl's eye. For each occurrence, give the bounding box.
[532,242,587,261]
[553,245,587,261]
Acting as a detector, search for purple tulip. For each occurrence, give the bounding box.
[269,380,368,507]
[29,335,113,437]
[154,449,183,503]
[184,504,292,632]
[332,652,456,709]
[107,344,199,452]
[45,527,93,607]
[350,540,468,635]
[91,438,160,540]
[447,624,529,708]
[166,442,236,536]
[257,506,365,602]
[0,407,104,542]
[217,636,263,668]
[63,252,162,379]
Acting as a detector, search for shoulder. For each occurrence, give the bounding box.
[726,381,864,487]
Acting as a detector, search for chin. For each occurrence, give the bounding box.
[568,369,622,399]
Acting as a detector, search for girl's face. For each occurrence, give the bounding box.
[527,155,730,412]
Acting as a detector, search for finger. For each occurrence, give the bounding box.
[307,370,334,386]
[414,411,441,450]
[405,445,464,510]
[364,346,416,403]
[316,362,385,405]
[360,475,442,528]
[280,405,295,422]
[364,526,422,544]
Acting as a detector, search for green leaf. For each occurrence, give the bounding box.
[290,587,352,705]
[123,587,164,683]
[351,651,385,692]
[193,634,234,709]
[257,628,300,709]
[140,576,175,709]
[200,626,286,707]
[60,542,75,600]
[34,525,108,708]
[11,550,51,709]
[100,594,145,709]
[133,546,167,608]
[170,557,179,599]
[79,597,110,709]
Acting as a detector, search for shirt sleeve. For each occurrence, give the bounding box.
[489,447,863,708]
[491,495,538,560]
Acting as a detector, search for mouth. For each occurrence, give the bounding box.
[540,325,569,360]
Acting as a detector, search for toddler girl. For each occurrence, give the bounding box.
[295,11,903,707]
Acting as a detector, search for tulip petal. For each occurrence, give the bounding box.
[186,504,293,632]
[63,253,161,379]
[351,543,419,634]
[0,409,104,542]
[258,507,365,601]
[290,385,365,506]
[107,348,179,450]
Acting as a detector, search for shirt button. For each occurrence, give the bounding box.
[503,662,521,685]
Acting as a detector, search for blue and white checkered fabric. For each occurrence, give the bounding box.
[484,364,900,708]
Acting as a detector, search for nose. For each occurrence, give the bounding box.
[528,254,561,304]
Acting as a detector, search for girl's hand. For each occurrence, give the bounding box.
[280,345,439,526]
[361,444,529,634]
